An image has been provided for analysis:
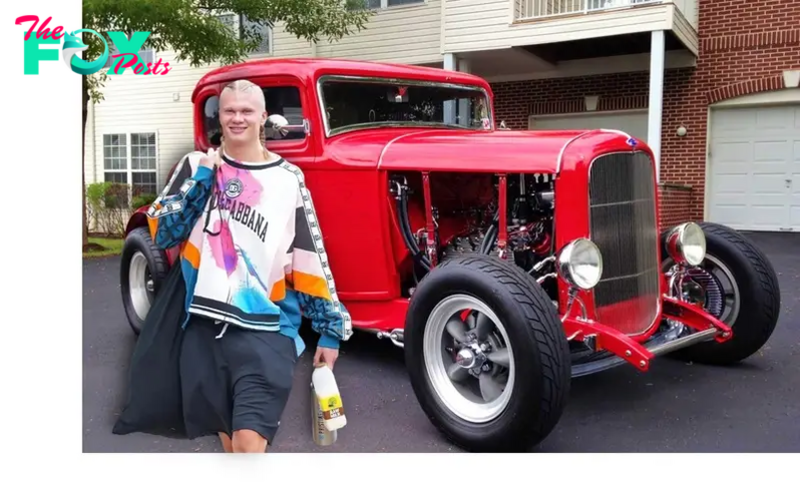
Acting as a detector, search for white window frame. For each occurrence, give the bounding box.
[101,130,160,199]
[214,11,273,57]
[362,0,426,10]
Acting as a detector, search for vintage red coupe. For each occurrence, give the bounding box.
[119,58,781,452]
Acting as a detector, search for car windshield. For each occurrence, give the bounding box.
[318,76,493,135]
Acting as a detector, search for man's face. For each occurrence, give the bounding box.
[219,88,267,144]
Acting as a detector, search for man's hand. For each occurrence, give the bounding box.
[199,148,221,169]
[314,346,339,370]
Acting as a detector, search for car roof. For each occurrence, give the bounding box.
[191,57,492,102]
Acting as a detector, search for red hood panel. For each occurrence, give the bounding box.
[323,128,645,173]
[379,129,644,173]
[378,130,580,173]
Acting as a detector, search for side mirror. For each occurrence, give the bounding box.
[264,114,310,139]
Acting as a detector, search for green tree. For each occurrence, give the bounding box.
[81,0,371,249]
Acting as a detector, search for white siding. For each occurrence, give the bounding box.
[444,0,671,52]
[673,0,697,30]
[87,49,212,191]
[83,21,313,190]
[670,3,698,55]
[84,99,96,182]
[272,24,314,58]
[315,1,442,65]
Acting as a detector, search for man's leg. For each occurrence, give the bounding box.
[219,432,233,453]
[222,328,297,453]
[232,429,268,453]
[179,316,233,443]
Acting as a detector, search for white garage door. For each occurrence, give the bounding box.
[529,111,648,143]
[708,104,800,232]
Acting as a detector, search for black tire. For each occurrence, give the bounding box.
[120,227,170,335]
[662,222,781,364]
[404,253,571,452]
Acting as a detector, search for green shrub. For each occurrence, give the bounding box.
[105,183,130,209]
[132,193,157,209]
[86,181,133,237]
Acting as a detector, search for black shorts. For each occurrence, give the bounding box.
[179,315,298,445]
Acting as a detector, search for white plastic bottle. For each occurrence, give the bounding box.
[310,382,337,446]
[311,364,347,431]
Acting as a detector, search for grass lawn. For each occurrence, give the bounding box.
[83,237,124,258]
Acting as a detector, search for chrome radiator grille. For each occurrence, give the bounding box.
[588,152,660,335]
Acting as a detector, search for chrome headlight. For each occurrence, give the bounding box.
[665,222,706,266]
[556,238,603,290]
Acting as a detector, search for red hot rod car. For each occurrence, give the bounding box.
[120,58,781,452]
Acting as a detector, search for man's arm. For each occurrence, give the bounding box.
[146,151,216,249]
[289,179,352,350]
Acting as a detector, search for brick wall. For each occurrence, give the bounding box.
[491,0,800,221]
[666,0,800,219]
[658,183,695,232]
[491,71,652,128]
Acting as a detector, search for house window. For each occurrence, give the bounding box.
[386,0,424,6]
[216,13,237,33]
[103,134,127,172]
[215,13,272,55]
[241,15,271,54]
[202,85,306,146]
[352,0,423,9]
[102,132,159,205]
[130,133,158,194]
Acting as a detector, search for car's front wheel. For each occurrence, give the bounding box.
[404,254,571,452]
[120,227,169,335]
[661,222,781,364]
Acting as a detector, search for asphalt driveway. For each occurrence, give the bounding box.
[83,231,800,452]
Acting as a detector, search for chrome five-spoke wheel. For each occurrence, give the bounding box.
[121,227,169,335]
[129,251,156,322]
[405,254,571,452]
[424,295,514,423]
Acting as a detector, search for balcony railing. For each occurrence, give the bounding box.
[515,0,663,22]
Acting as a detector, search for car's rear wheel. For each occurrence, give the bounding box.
[120,227,169,335]
[405,254,571,452]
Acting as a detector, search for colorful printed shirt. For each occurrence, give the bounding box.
[146,150,352,355]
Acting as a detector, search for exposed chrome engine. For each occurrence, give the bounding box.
[390,172,558,297]
[440,174,555,272]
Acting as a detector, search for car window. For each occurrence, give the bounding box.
[263,86,305,141]
[319,78,491,135]
[203,85,306,146]
[204,95,222,145]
